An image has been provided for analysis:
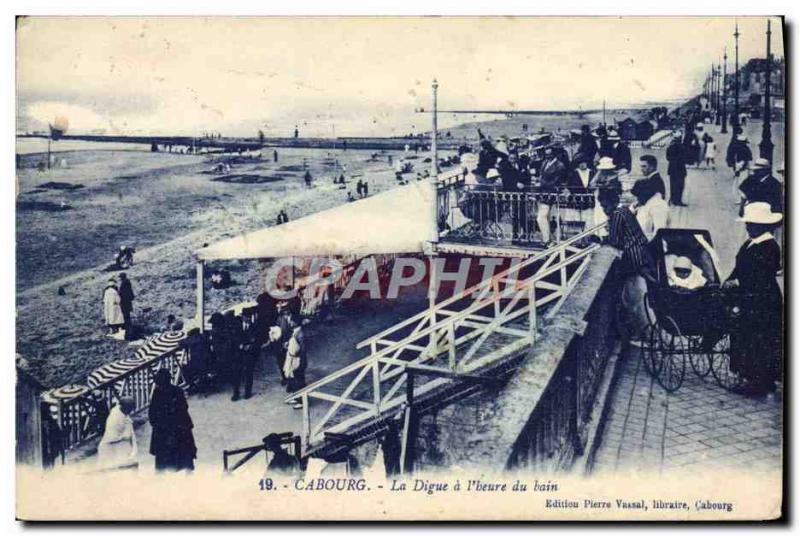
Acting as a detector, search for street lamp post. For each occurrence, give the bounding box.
[715,63,722,125]
[722,48,728,133]
[430,79,440,239]
[431,79,439,178]
[733,21,741,132]
[759,20,774,164]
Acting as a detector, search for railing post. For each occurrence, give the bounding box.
[555,197,562,243]
[447,322,457,371]
[301,393,310,455]
[528,283,537,341]
[372,359,382,413]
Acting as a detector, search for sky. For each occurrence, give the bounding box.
[16,16,784,137]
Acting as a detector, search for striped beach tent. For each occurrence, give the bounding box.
[86,358,143,388]
[41,384,89,405]
[133,330,187,363]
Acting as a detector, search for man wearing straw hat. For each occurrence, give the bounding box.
[723,202,783,397]
[738,158,784,215]
[605,128,631,175]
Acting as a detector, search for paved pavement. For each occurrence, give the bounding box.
[591,119,784,475]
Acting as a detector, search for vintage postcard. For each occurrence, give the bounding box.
[15,16,785,521]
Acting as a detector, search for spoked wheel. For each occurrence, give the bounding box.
[655,316,686,393]
[709,334,743,391]
[688,336,712,379]
[642,323,664,377]
[641,293,663,377]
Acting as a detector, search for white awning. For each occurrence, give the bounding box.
[195,182,437,261]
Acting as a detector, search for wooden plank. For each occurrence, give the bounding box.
[310,364,372,438]
[309,391,375,410]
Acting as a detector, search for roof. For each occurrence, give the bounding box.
[196,182,438,261]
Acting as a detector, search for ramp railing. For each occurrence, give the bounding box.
[286,224,605,454]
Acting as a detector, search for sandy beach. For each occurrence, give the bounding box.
[16,144,441,387]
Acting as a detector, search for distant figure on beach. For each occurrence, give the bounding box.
[363,181,369,197]
[115,245,135,269]
[356,179,364,198]
[304,170,313,187]
[273,150,279,162]
[118,273,135,337]
[97,396,138,470]
[294,126,299,138]
[148,369,197,472]
[103,277,125,339]
[347,191,355,202]
[276,209,289,225]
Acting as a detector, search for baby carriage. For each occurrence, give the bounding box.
[641,228,747,392]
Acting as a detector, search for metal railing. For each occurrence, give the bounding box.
[438,183,597,246]
[285,224,605,455]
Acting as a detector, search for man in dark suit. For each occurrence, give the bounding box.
[576,124,598,164]
[118,273,135,337]
[498,153,530,241]
[637,154,666,199]
[604,129,632,173]
[665,132,688,206]
[738,158,784,214]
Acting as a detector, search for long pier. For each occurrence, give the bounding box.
[17,133,467,152]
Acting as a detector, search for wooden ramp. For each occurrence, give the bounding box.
[286,225,604,457]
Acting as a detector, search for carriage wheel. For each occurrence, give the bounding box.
[641,293,663,377]
[655,316,686,393]
[642,323,664,377]
[709,335,743,391]
[688,336,712,378]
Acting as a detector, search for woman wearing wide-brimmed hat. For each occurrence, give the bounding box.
[723,202,783,396]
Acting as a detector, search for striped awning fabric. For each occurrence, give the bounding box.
[133,330,187,362]
[42,384,89,405]
[87,359,143,388]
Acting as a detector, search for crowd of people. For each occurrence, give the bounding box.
[455,125,635,245]
[600,110,784,398]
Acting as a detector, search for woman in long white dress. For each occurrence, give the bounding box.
[103,277,125,338]
[97,396,138,470]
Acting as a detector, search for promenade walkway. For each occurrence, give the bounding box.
[591,119,784,476]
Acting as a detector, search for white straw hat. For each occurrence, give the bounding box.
[737,202,782,224]
[596,157,616,170]
[486,168,501,179]
[749,157,770,170]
